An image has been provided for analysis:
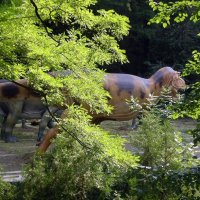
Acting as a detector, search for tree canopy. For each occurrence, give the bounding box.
[0,0,130,109]
[0,0,139,179]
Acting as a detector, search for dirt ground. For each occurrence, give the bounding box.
[0,124,37,172]
[0,119,199,173]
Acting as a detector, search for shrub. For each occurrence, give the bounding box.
[126,98,200,199]
[0,176,16,200]
[19,105,138,200]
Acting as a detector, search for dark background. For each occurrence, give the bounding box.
[94,0,200,78]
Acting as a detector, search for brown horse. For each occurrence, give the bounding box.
[38,66,186,152]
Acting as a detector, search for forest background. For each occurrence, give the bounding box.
[95,0,200,77]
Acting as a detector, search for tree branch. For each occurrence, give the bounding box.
[30,0,61,45]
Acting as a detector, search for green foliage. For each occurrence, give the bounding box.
[121,166,200,200]
[189,122,200,146]
[0,1,140,199]
[184,50,200,75]
[0,176,16,200]
[2,1,200,199]
[19,105,138,200]
[125,95,199,199]
[0,0,132,138]
[130,111,198,169]
[0,0,130,111]
[96,105,200,199]
[148,0,200,144]
[92,0,200,75]
[148,0,200,72]
[179,50,200,142]
[149,0,200,27]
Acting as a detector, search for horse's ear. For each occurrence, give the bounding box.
[172,73,186,90]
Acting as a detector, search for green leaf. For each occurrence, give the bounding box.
[163,22,167,28]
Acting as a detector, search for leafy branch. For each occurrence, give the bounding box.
[30,0,61,45]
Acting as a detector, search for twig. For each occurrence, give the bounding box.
[30,0,61,45]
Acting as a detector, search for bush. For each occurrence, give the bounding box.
[0,177,16,200]
[103,109,200,200]
[112,165,200,200]
[18,105,138,200]
[126,101,200,199]
[130,111,196,169]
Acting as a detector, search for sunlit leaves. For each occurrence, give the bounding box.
[21,105,139,199]
[59,69,112,114]
[148,0,200,27]
[184,50,200,75]
[57,105,139,168]
[0,0,130,114]
[0,175,16,200]
[0,1,139,185]
[148,0,200,127]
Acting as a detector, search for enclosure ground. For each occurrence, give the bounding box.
[0,124,37,172]
[0,118,199,174]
